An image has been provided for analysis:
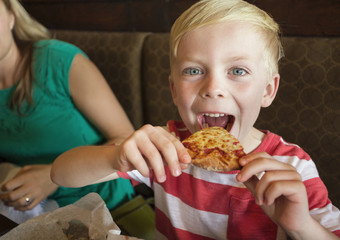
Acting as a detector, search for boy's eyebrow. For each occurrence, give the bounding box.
[175,56,204,65]
[175,53,256,68]
[178,55,251,63]
[226,55,252,62]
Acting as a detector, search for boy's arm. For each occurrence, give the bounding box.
[237,152,340,240]
[51,125,191,187]
[51,145,120,187]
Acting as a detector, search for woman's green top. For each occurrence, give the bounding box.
[0,39,134,209]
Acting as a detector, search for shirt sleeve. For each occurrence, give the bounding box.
[33,39,88,98]
[304,178,340,235]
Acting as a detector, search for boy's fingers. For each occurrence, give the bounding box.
[169,136,192,164]
[179,162,190,170]
[239,152,271,166]
[123,141,152,178]
[238,157,295,182]
[124,126,167,181]
[243,175,259,196]
[177,148,192,164]
[149,131,183,178]
[140,142,167,182]
[124,125,191,181]
[243,175,273,208]
[263,180,307,206]
[147,126,191,177]
[255,170,301,205]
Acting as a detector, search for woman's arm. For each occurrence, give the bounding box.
[52,54,135,188]
[68,54,135,144]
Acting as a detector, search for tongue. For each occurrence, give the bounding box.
[204,115,229,128]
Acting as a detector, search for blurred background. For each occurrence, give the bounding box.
[22,0,340,36]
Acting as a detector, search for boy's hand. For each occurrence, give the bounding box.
[113,124,191,183]
[236,152,312,237]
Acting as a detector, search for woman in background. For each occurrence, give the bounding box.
[0,0,135,223]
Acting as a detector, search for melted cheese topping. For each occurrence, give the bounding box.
[182,127,245,172]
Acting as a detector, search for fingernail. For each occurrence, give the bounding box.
[180,163,189,170]
[173,167,182,177]
[158,175,166,183]
[239,158,246,165]
[182,154,191,163]
[236,173,242,181]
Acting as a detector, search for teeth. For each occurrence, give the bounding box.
[204,113,225,117]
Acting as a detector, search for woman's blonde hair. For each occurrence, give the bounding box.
[3,0,50,113]
[170,0,284,77]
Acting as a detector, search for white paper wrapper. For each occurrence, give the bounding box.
[0,193,138,240]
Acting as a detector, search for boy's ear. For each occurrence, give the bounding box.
[261,73,280,108]
[169,75,178,106]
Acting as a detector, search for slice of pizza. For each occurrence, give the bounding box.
[182,126,245,172]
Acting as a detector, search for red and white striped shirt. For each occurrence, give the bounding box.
[118,120,340,239]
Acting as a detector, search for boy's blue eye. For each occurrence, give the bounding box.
[183,68,202,75]
[230,68,247,76]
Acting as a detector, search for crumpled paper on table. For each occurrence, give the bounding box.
[1,192,140,240]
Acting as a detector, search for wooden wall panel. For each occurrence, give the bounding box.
[251,0,340,36]
[21,0,340,36]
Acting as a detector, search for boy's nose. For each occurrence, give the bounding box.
[200,75,226,99]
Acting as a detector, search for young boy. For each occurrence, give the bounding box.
[51,0,340,239]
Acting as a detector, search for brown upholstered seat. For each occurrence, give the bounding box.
[53,30,150,128]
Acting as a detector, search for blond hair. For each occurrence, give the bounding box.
[170,0,284,77]
[3,0,50,113]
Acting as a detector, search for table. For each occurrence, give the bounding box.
[0,214,18,236]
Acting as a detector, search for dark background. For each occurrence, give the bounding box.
[22,0,340,37]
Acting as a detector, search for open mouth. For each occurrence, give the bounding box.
[198,113,235,132]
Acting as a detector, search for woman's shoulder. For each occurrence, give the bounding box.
[32,39,87,91]
[34,39,86,57]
